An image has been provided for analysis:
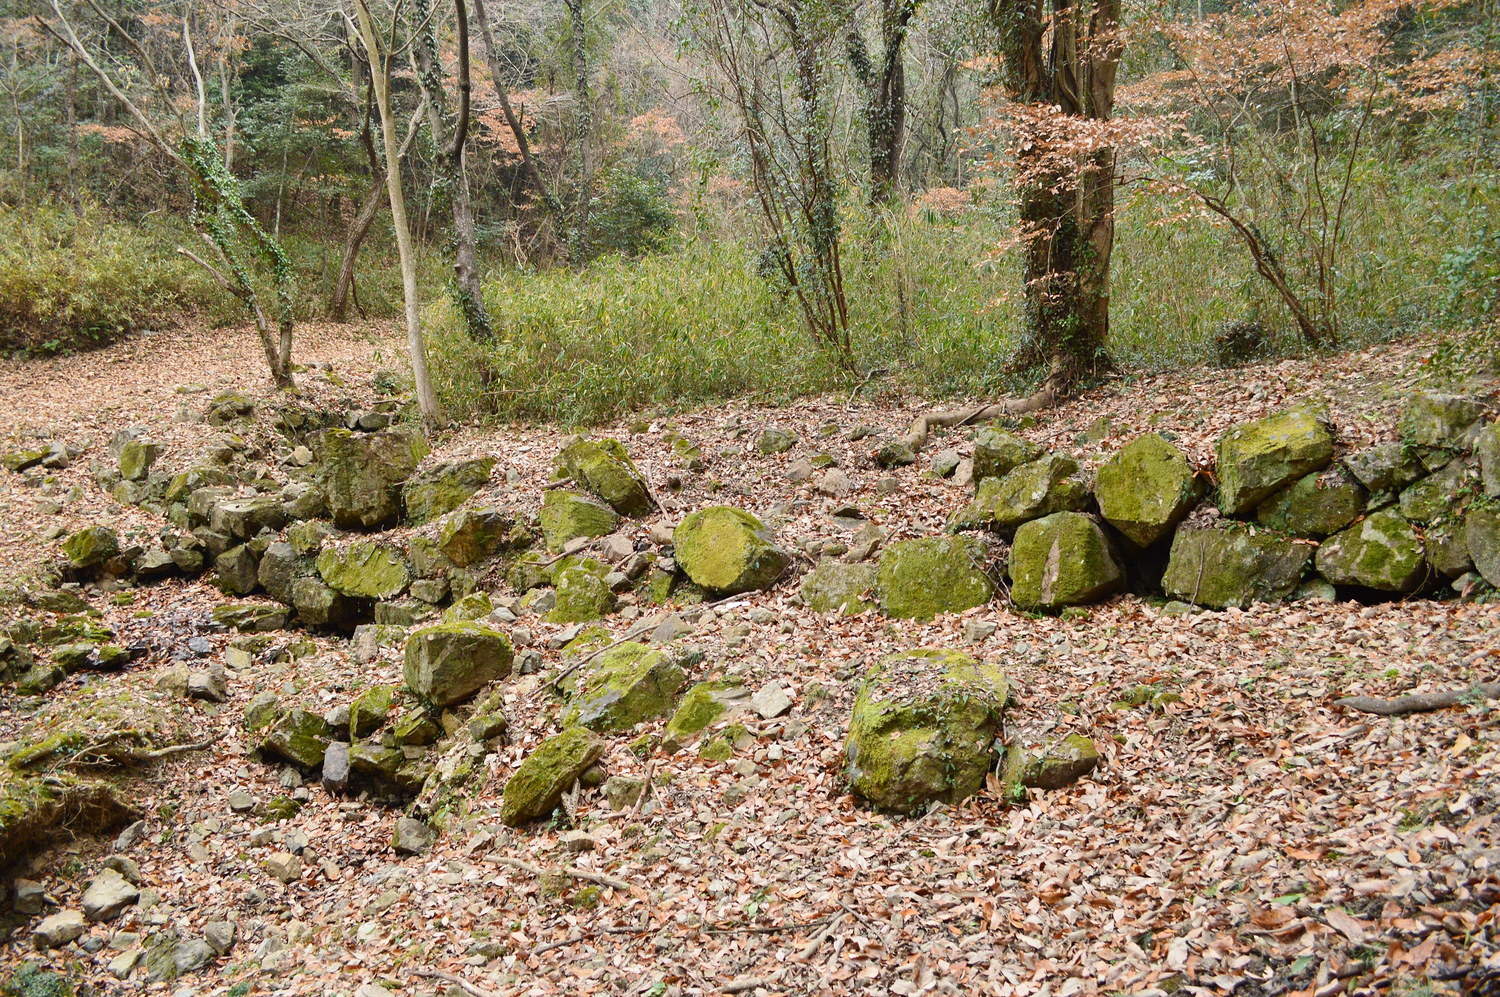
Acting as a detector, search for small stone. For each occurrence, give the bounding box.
[603,775,645,810]
[875,477,899,495]
[114,820,146,851]
[204,921,236,955]
[322,741,351,794]
[35,909,87,948]
[228,791,256,813]
[109,949,142,979]
[392,817,436,855]
[266,852,302,884]
[174,938,215,974]
[13,878,46,915]
[963,621,997,644]
[931,450,961,478]
[785,459,813,483]
[561,830,595,853]
[82,868,139,922]
[187,662,228,703]
[749,683,793,719]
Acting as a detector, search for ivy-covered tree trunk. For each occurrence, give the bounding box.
[846,0,917,204]
[565,0,594,265]
[992,0,1122,388]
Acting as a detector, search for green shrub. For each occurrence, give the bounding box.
[0,202,210,353]
[588,168,677,259]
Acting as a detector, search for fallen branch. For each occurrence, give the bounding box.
[409,968,503,997]
[723,972,785,993]
[796,912,849,960]
[628,754,656,819]
[705,917,831,935]
[495,855,632,891]
[1336,682,1500,716]
[900,385,1059,455]
[542,476,575,491]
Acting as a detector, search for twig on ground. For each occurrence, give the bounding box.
[542,476,574,490]
[796,912,849,960]
[409,968,504,997]
[494,855,632,891]
[722,972,785,993]
[705,917,832,935]
[1335,680,1500,716]
[628,754,656,819]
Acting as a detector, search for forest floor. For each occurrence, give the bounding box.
[0,321,1497,997]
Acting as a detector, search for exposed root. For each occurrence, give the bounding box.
[0,777,141,872]
[1335,681,1500,716]
[901,383,1060,454]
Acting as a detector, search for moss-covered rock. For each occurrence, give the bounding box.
[1004,734,1101,794]
[1478,422,1500,498]
[1342,442,1425,494]
[663,679,747,750]
[348,741,403,779]
[165,465,237,506]
[260,710,332,769]
[1399,392,1486,450]
[540,490,620,553]
[562,641,687,731]
[970,427,1042,485]
[257,542,317,605]
[555,437,652,516]
[212,603,287,632]
[1161,525,1311,608]
[546,566,617,623]
[949,455,1087,533]
[1426,527,1473,578]
[500,727,607,826]
[442,591,493,622]
[1215,408,1333,514]
[317,541,410,599]
[757,428,797,455]
[290,577,360,628]
[1466,506,1500,587]
[312,427,429,529]
[439,506,515,567]
[674,506,790,595]
[1095,434,1203,547]
[846,649,1007,814]
[62,526,119,570]
[403,621,513,707]
[210,495,286,540]
[1009,512,1123,610]
[1399,460,1470,524]
[348,685,394,738]
[875,536,994,620]
[1256,465,1366,537]
[402,457,496,525]
[118,439,162,482]
[800,561,877,615]
[214,544,260,596]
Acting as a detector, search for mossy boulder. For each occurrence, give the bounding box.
[439,505,515,567]
[800,561,877,615]
[210,495,286,540]
[1399,460,1470,524]
[291,578,360,628]
[506,550,553,592]
[118,440,162,482]
[1426,527,1473,578]
[212,603,287,632]
[845,649,1008,814]
[317,541,410,599]
[674,506,791,595]
[348,741,403,779]
[260,710,332,769]
[402,457,496,525]
[1095,434,1202,546]
[874,536,994,620]
[1004,734,1102,794]
[500,727,607,826]
[562,641,687,731]
[165,465,236,505]
[442,591,493,623]
[348,685,394,738]
[1009,512,1123,610]
[555,437,652,516]
[1398,392,1486,450]
[540,490,620,553]
[546,566,617,623]
[949,455,1087,533]
[403,621,513,707]
[313,427,429,529]
[1342,442,1424,494]
[1466,507,1500,587]
[1256,465,1367,537]
[215,544,260,596]
[1161,526,1311,608]
[663,680,747,750]
[62,526,119,570]
[1478,422,1499,498]
[757,428,797,454]
[256,542,317,605]
[970,427,1042,485]
[1215,409,1333,514]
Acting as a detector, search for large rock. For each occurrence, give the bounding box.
[500,727,607,826]
[1478,422,1500,498]
[545,566,617,623]
[555,437,653,516]
[563,641,686,731]
[1315,509,1426,593]
[82,868,139,922]
[257,542,316,605]
[403,457,496,525]
[800,561,877,615]
[215,544,260,596]
[1009,513,1123,610]
[1342,442,1424,495]
[1399,460,1470,524]
[403,621,513,707]
[970,427,1043,485]
[1094,433,1202,547]
[663,680,748,750]
[291,578,360,628]
[674,506,791,595]
[949,455,1087,533]
[313,427,429,529]
[165,465,237,506]
[317,541,410,599]
[210,495,286,540]
[875,536,994,620]
[1161,526,1311,609]
[846,649,1008,814]
[118,440,162,482]
[439,506,514,567]
[1398,392,1486,450]
[63,526,119,570]
[348,685,394,738]
[1215,409,1333,514]
[540,490,620,553]
[1256,465,1366,537]
[1465,507,1500,587]
[260,710,332,769]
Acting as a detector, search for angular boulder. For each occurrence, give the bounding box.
[1009,512,1123,610]
[1094,433,1202,547]
[1215,409,1333,514]
[663,679,748,750]
[1256,465,1366,537]
[118,440,162,482]
[403,621,513,707]
[313,427,429,529]
[63,526,120,570]
[402,457,496,525]
[875,536,994,620]
[290,577,360,629]
[563,641,687,731]
[1478,422,1499,498]
[1399,460,1470,524]
[800,561,877,615]
[545,566,617,623]
[1161,526,1311,609]
[348,685,394,738]
[317,541,410,600]
[439,505,514,567]
[260,710,332,769]
[210,495,286,540]
[257,542,316,605]
[1464,507,1500,587]
[674,506,791,595]
[1398,392,1486,450]
[215,544,260,596]
[970,427,1043,485]
[846,649,1008,814]
[949,455,1087,533]
[1342,442,1424,495]
[540,490,620,553]
[500,727,607,826]
[555,437,653,516]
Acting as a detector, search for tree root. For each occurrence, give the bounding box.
[1335,681,1500,716]
[900,383,1059,454]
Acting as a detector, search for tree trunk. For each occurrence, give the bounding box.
[331,182,382,322]
[845,0,915,204]
[355,0,442,427]
[66,38,79,211]
[565,0,593,265]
